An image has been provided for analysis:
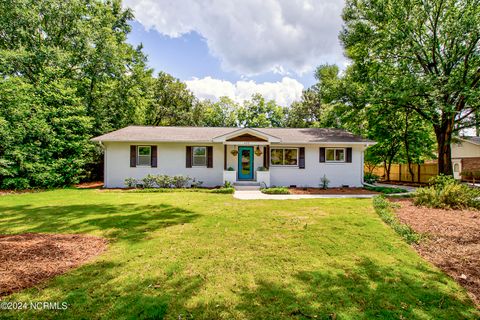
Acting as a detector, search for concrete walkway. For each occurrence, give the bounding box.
[233,190,377,200]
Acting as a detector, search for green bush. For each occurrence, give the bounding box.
[153,175,173,188]
[172,175,192,188]
[209,187,235,194]
[261,187,290,194]
[124,178,138,188]
[364,185,408,194]
[414,175,480,209]
[373,196,421,244]
[364,172,380,184]
[141,174,157,188]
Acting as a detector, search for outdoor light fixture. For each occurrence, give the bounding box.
[231,145,238,156]
[255,146,262,156]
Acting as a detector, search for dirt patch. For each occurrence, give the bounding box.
[289,187,379,195]
[75,181,104,189]
[0,233,107,297]
[392,199,480,306]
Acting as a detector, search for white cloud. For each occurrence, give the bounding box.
[185,77,304,106]
[124,0,345,75]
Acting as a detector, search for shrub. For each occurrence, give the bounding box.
[364,172,380,184]
[373,196,421,244]
[414,174,480,209]
[210,187,235,194]
[191,178,203,188]
[227,166,235,171]
[257,166,268,171]
[1,177,31,190]
[261,187,290,194]
[153,175,173,188]
[224,181,233,188]
[364,185,408,194]
[141,174,157,188]
[124,177,138,188]
[320,174,330,189]
[171,175,192,188]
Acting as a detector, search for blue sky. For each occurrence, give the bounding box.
[124,0,346,106]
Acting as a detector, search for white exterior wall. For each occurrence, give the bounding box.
[269,144,364,188]
[451,141,480,159]
[103,142,224,188]
[103,142,365,188]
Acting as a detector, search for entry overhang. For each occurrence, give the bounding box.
[212,128,281,143]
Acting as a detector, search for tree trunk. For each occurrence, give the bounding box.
[434,120,454,176]
[403,110,415,181]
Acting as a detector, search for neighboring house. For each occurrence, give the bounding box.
[92,126,375,188]
[451,136,480,180]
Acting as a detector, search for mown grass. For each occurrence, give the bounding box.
[0,189,478,319]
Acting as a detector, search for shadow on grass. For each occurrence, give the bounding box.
[0,203,199,242]
[236,258,476,319]
[181,257,478,319]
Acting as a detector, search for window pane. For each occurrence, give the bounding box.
[138,146,151,156]
[326,149,335,161]
[335,149,345,161]
[193,156,206,166]
[284,149,298,165]
[138,155,150,166]
[271,149,284,165]
[193,147,206,156]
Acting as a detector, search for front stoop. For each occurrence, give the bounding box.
[233,182,261,190]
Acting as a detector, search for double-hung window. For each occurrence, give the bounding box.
[270,148,298,166]
[325,148,345,162]
[137,146,152,166]
[192,147,207,167]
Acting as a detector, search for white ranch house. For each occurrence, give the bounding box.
[92,126,375,188]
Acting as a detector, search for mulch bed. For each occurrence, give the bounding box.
[75,181,104,189]
[392,199,480,306]
[289,187,379,195]
[0,233,107,297]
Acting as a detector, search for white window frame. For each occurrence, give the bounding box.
[325,148,346,163]
[270,148,299,167]
[137,146,152,167]
[192,146,207,167]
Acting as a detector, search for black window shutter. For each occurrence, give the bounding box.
[319,147,325,163]
[130,145,137,167]
[207,146,213,168]
[151,145,157,167]
[263,146,267,168]
[346,147,352,163]
[299,147,305,169]
[186,146,192,168]
[266,146,270,169]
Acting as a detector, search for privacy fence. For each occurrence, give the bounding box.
[365,163,438,183]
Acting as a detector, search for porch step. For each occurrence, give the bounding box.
[233,181,261,190]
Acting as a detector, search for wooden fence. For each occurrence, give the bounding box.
[365,163,438,183]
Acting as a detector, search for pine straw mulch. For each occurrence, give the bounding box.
[392,199,480,306]
[289,187,379,195]
[0,233,107,298]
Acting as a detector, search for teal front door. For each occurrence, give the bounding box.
[238,146,254,180]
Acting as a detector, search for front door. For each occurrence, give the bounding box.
[238,146,254,180]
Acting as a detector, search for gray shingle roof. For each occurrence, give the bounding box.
[463,136,480,145]
[92,126,374,144]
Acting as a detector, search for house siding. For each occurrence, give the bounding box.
[103,142,365,188]
[269,144,363,188]
[104,142,224,188]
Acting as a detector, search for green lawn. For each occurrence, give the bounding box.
[0,190,478,319]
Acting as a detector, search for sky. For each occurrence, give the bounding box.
[124,0,347,107]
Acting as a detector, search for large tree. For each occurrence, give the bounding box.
[0,0,151,187]
[341,0,480,174]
